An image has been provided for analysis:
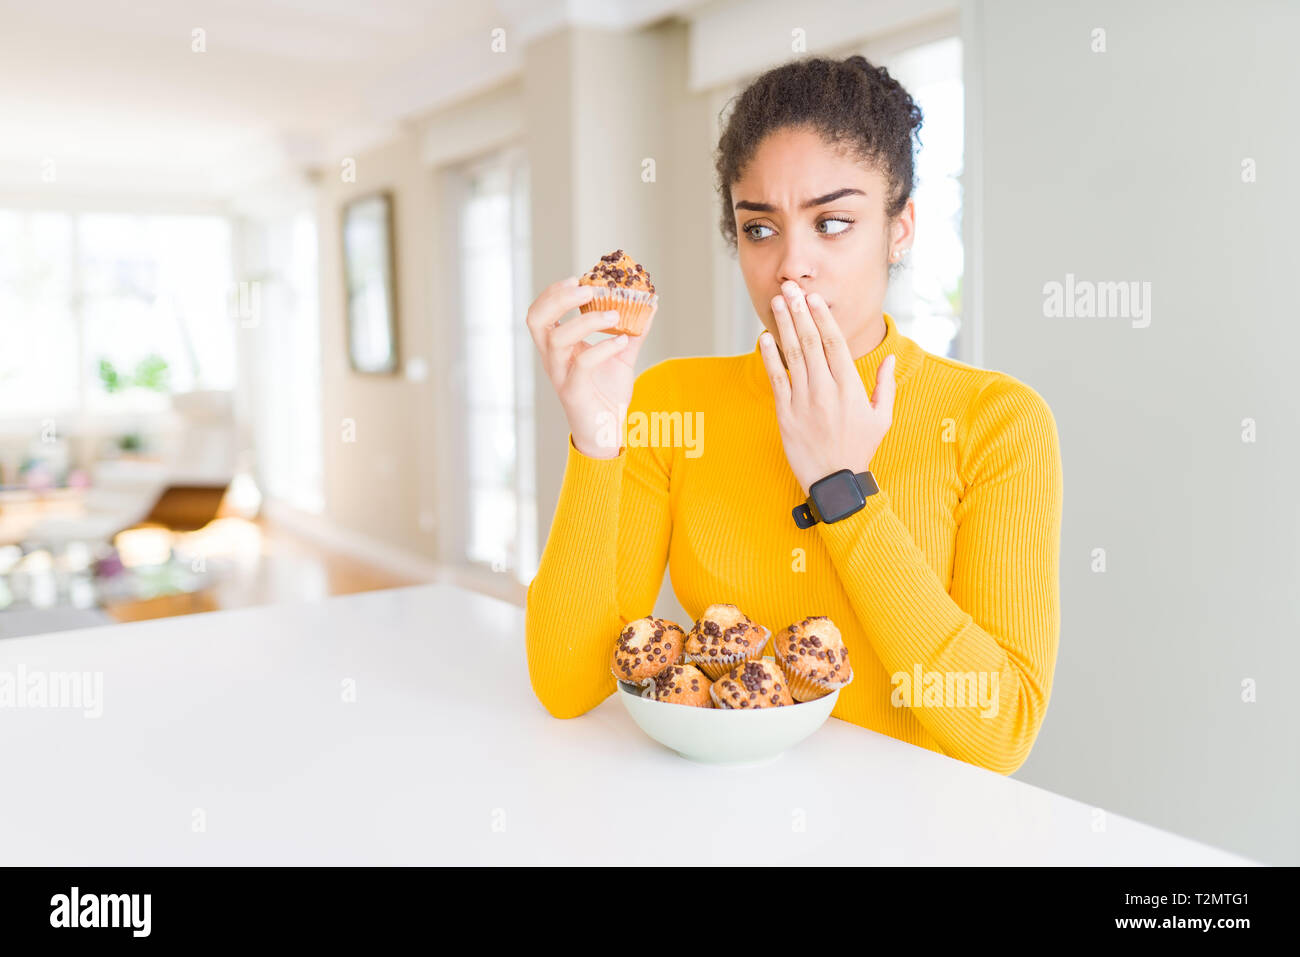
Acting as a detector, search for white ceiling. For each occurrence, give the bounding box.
[0,0,704,200]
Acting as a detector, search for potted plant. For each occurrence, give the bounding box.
[98,354,171,457]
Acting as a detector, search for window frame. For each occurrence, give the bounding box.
[436,143,535,595]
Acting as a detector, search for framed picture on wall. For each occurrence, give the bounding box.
[341,191,399,374]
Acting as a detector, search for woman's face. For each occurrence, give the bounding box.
[731,124,914,360]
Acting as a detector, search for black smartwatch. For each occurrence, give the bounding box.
[792,469,879,528]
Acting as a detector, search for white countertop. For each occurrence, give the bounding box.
[0,583,1258,865]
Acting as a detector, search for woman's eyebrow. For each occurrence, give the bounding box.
[733,187,865,212]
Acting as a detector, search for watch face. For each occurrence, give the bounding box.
[811,470,865,522]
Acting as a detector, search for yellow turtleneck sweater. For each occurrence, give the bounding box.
[525,312,1063,775]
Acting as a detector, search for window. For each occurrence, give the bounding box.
[876,36,965,359]
[0,212,77,417]
[0,210,234,422]
[443,147,536,586]
[240,211,323,514]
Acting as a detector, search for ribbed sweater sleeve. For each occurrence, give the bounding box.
[813,375,1063,774]
[525,362,676,718]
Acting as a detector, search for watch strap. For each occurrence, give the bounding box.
[792,471,877,528]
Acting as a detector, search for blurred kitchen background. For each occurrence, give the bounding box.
[1,0,1296,865]
[0,0,965,638]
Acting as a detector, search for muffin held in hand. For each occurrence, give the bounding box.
[772,616,853,701]
[710,659,794,710]
[684,603,771,681]
[611,616,686,684]
[578,249,657,337]
[644,663,713,708]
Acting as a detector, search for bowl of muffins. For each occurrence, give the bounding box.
[612,604,853,766]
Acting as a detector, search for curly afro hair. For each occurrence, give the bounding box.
[713,54,924,257]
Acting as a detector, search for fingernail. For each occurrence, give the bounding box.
[772,298,786,313]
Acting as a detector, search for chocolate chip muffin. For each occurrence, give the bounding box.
[611,616,686,684]
[578,249,657,337]
[684,603,771,681]
[772,616,853,701]
[710,659,794,709]
[643,663,713,708]
[581,249,655,294]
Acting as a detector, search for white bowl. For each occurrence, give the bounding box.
[616,657,842,766]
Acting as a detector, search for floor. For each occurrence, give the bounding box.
[0,515,421,638]
[105,516,422,624]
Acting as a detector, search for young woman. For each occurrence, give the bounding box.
[523,55,1063,775]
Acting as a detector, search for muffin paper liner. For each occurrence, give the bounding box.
[689,624,770,682]
[579,285,658,336]
[781,662,854,702]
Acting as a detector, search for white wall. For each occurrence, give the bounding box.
[969,0,1299,865]
[526,21,719,627]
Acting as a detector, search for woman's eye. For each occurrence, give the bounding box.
[743,218,854,242]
